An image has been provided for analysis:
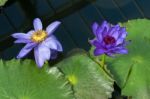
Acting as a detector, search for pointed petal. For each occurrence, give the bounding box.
[92,22,99,35]
[38,43,51,60]
[116,38,124,45]
[112,31,119,40]
[34,47,44,68]
[121,32,127,39]
[96,27,103,42]
[119,28,127,39]
[46,21,61,36]
[109,24,120,36]
[14,39,31,43]
[33,18,43,31]
[102,27,108,37]
[106,53,115,57]
[34,44,51,68]
[94,48,105,56]
[96,21,109,37]
[43,36,63,51]
[114,24,120,30]
[89,39,101,48]
[116,48,128,54]
[27,30,35,36]
[17,43,36,58]
[43,36,57,49]
[12,33,30,39]
[55,40,63,51]
[101,21,110,32]
[51,50,58,59]
[108,27,116,36]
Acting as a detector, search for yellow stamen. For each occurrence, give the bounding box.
[31,30,47,43]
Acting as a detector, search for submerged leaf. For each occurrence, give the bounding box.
[0,59,74,99]
[0,0,7,6]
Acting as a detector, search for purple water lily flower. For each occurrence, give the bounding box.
[12,18,63,68]
[90,21,128,57]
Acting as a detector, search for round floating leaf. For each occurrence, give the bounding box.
[107,19,150,99]
[0,0,7,6]
[56,51,114,99]
[0,59,74,99]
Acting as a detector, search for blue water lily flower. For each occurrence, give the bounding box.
[90,21,128,57]
[12,18,63,68]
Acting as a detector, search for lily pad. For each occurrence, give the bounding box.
[0,59,74,99]
[0,0,7,6]
[107,19,150,99]
[56,50,114,99]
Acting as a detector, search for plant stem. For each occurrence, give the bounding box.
[45,61,49,65]
[89,53,113,79]
[101,54,105,68]
[100,54,113,78]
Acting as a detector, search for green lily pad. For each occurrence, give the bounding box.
[107,19,150,99]
[0,59,74,99]
[0,0,7,6]
[56,50,114,99]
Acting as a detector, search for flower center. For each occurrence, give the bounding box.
[31,30,47,43]
[104,35,116,45]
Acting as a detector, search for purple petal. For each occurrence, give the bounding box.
[46,21,61,36]
[114,24,120,30]
[112,31,119,40]
[116,38,124,45]
[94,21,110,38]
[121,32,127,39]
[55,40,63,51]
[89,39,101,48]
[101,21,110,32]
[17,43,36,58]
[119,27,126,33]
[90,20,129,57]
[33,18,43,31]
[94,48,105,56]
[51,50,58,59]
[34,45,50,68]
[96,27,103,42]
[39,44,51,60]
[108,27,117,36]
[106,53,115,57]
[116,48,128,54]
[12,33,30,39]
[43,36,57,49]
[14,39,31,43]
[43,35,63,51]
[34,47,44,68]
[27,30,35,36]
[105,44,114,49]
[102,27,108,37]
[109,47,128,54]
[119,28,127,39]
[92,22,99,35]
[108,25,119,36]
